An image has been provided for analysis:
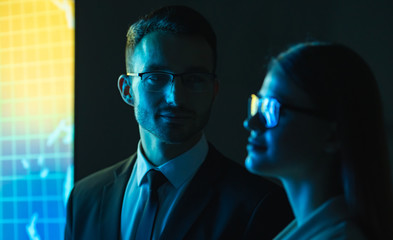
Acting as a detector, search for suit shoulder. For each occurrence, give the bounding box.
[73,156,133,196]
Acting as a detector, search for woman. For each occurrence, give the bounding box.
[244,42,393,239]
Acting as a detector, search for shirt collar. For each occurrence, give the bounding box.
[300,195,348,228]
[135,135,208,189]
[274,195,349,239]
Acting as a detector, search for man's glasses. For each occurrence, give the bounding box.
[248,94,320,128]
[127,71,216,93]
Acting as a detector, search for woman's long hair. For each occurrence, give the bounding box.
[269,42,393,239]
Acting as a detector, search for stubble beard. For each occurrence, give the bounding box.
[134,103,213,144]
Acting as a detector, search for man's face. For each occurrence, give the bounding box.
[129,31,217,144]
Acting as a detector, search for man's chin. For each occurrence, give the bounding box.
[160,132,201,144]
[139,120,204,145]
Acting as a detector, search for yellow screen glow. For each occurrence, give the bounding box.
[0,0,74,239]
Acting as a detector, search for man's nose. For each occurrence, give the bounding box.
[165,77,187,106]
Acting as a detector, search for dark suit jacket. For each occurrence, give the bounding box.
[65,143,293,239]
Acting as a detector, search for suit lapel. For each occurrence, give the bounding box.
[160,144,223,239]
[99,154,137,239]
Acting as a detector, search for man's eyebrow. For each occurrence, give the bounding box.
[184,66,211,73]
[144,64,170,72]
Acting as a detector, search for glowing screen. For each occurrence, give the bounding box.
[0,0,74,239]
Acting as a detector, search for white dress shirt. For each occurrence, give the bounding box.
[120,135,208,240]
[274,195,366,240]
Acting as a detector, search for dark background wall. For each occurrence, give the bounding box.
[74,0,393,181]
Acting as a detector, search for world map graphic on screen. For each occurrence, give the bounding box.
[0,0,74,239]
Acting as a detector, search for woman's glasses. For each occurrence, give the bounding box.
[248,94,321,128]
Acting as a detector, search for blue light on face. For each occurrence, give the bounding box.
[261,98,281,128]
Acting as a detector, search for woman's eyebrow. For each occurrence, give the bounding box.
[257,93,294,106]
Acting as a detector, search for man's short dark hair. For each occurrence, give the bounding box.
[125,5,217,73]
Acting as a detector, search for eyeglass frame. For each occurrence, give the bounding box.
[126,71,217,92]
[248,94,325,128]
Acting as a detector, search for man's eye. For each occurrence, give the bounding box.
[185,74,206,83]
[145,74,168,83]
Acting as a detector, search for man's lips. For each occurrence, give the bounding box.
[158,110,194,123]
[159,109,194,118]
[159,113,193,118]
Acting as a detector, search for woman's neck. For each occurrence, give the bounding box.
[280,171,342,226]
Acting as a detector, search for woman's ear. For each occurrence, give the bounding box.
[117,74,134,106]
[324,122,341,154]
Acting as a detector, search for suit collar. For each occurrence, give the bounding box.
[136,135,209,189]
[97,143,225,240]
[99,153,137,240]
[160,143,224,239]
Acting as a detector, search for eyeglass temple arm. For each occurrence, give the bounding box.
[126,73,139,77]
[282,103,327,119]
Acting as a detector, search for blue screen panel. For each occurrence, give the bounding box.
[0,0,74,239]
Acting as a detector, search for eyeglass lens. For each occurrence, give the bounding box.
[141,72,213,92]
[248,94,281,128]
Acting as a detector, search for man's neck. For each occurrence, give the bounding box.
[140,129,203,166]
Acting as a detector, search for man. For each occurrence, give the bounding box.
[65,5,293,240]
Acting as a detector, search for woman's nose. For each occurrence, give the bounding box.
[244,114,266,132]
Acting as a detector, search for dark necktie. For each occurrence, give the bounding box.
[135,170,167,240]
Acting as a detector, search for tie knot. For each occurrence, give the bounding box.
[146,170,167,191]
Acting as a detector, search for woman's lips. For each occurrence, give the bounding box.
[247,137,267,152]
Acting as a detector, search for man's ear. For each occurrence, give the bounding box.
[117,74,134,106]
[324,123,341,154]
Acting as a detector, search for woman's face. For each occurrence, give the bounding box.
[244,68,333,179]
